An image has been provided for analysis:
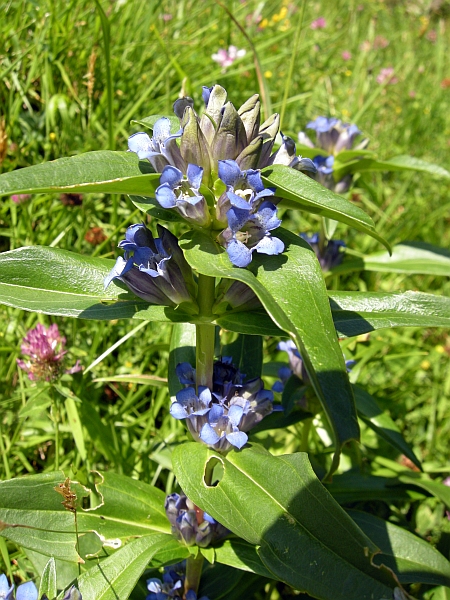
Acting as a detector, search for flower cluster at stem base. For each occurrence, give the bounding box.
[170,358,273,451]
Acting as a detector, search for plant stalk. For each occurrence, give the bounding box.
[184,553,204,598]
[196,274,216,391]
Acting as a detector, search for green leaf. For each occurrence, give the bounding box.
[329,290,450,337]
[38,557,57,600]
[262,164,391,252]
[216,310,283,337]
[353,385,421,470]
[168,323,196,401]
[77,471,170,541]
[64,397,87,462]
[181,228,359,475]
[130,195,185,222]
[351,155,450,179]
[0,246,190,322]
[173,443,395,600]
[0,472,85,562]
[222,334,263,380]
[396,473,450,507]
[213,539,275,578]
[93,373,167,386]
[326,473,426,504]
[348,510,450,587]
[0,151,161,197]
[333,242,450,277]
[76,534,179,600]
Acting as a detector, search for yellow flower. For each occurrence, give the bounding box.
[49,132,57,142]
[264,70,273,78]
[345,70,352,77]
[260,18,269,28]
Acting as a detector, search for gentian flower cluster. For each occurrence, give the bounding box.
[273,340,355,392]
[17,324,82,382]
[104,223,197,310]
[298,116,368,194]
[127,84,316,268]
[300,233,346,271]
[146,562,209,600]
[170,358,273,451]
[165,493,228,548]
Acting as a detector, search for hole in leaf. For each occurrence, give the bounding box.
[203,456,224,487]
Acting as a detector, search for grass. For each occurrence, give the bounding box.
[0,0,449,597]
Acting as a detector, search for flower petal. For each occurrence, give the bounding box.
[200,423,220,445]
[225,430,248,449]
[254,235,284,256]
[155,183,177,208]
[218,159,241,187]
[187,163,203,190]
[152,117,172,144]
[104,256,134,289]
[226,239,253,267]
[160,165,183,188]
[128,132,153,159]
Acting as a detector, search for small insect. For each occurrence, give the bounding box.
[54,478,77,513]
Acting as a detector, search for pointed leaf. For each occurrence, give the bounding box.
[76,534,179,600]
[353,385,421,470]
[173,443,395,599]
[222,334,263,380]
[38,557,57,600]
[348,510,450,587]
[0,152,161,197]
[180,228,359,475]
[0,246,190,322]
[213,539,274,578]
[351,155,450,179]
[262,164,390,252]
[333,242,450,277]
[329,290,450,337]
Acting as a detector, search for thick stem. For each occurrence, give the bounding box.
[184,553,204,598]
[300,418,312,453]
[196,274,216,391]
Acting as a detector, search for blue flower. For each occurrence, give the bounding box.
[146,562,210,600]
[170,358,273,451]
[128,118,185,173]
[165,494,228,548]
[219,200,284,268]
[104,223,196,308]
[274,340,355,392]
[0,574,14,600]
[62,586,82,600]
[0,576,38,600]
[155,164,210,227]
[301,233,345,272]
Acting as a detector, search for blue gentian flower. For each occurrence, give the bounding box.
[219,200,284,268]
[104,223,196,309]
[128,118,185,173]
[62,586,82,600]
[170,358,273,451]
[155,164,210,226]
[146,561,210,600]
[301,233,346,272]
[0,576,38,600]
[165,494,228,548]
[273,340,355,392]
[0,574,14,600]
[298,117,368,194]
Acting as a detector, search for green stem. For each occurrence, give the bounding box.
[184,553,204,598]
[0,421,11,479]
[51,395,60,471]
[196,274,216,390]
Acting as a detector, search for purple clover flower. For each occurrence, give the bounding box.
[165,494,228,548]
[104,223,196,309]
[170,358,273,451]
[155,164,210,227]
[17,324,82,382]
[301,233,346,271]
